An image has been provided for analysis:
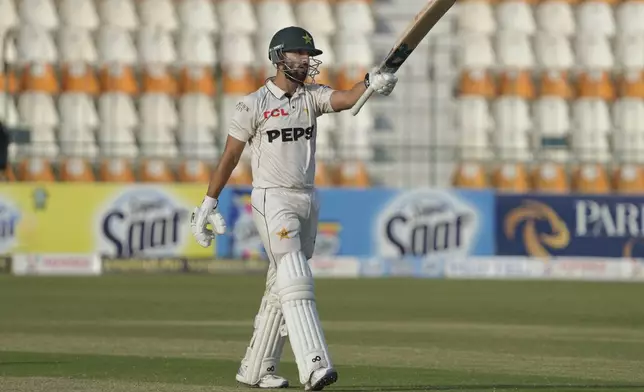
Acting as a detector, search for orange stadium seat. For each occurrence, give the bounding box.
[311,67,334,87]
[140,160,175,183]
[618,70,644,99]
[60,158,96,182]
[256,66,271,88]
[99,159,135,182]
[613,165,644,194]
[595,0,619,5]
[177,160,211,183]
[492,164,530,192]
[3,166,16,182]
[499,70,535,99]
[572,164,610,194]
[179,66,216,95]
[492,0,539,4]
[142,64,178,95]
[452,163,489,189]
[21,63,58,93]
[61,63,100,95]
[100,64,138,95]
[0,71,20,94]
[314,161,336,187]
[540,71,574,99]
[459,70,496,98]
[294,59,335,87]
[578,70,615,101]
[339,162,371,188]
[532,163,570,193]
[228,161,253,186]
[222,68,257,95]
[220,32,257,94]
[18,158,56,182]
[336,66,367,91]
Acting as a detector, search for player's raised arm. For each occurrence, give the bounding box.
[190,98,256,248]
[328,71,398,112]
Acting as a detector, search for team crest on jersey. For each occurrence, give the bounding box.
[276,228,291,240]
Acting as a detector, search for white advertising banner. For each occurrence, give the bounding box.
[12,254,102,276]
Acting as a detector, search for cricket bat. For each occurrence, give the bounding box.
[350,0,457,116]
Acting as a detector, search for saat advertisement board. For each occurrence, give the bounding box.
[0,184,214,258]
[0,184,495,260]
[219,187,495,259]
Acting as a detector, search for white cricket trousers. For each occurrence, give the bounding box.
[242,187,330,386]
[251,187,319,286]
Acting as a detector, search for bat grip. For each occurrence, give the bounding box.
[350,86,375,116]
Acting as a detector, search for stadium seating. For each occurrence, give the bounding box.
[450,0,644,194]
[1,0,381,185]
[1,0,642,192]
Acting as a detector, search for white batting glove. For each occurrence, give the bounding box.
[365,69,398,96]
[190,196,227,248]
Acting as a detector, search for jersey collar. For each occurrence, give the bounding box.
[266,79,303,99]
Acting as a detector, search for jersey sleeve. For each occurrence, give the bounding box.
[309,84,336,116]
[228,97,256,142]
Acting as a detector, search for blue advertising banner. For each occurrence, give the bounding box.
[217,188,495,259]
[496,194,644,258]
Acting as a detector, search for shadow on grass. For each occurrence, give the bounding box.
[333,385,644,391]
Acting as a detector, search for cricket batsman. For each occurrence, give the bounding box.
[190,26,398,390]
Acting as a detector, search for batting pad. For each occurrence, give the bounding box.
[276,251,332,385]
[237,292,287,385]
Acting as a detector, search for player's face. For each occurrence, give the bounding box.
[282,50,310,82]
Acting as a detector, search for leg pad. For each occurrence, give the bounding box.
[276,251,332,385]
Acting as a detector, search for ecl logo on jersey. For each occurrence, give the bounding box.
[97,188,189,258]
[264,109,289,119]
[267,125,315,143]
[375,189,479,260]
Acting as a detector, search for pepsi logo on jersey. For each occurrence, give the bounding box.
[263,109,289,119]
[267,125,315,143]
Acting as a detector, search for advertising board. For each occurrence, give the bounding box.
[497,194,644,258]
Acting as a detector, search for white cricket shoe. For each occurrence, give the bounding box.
[304,367,338,391]
[236,374,289,389]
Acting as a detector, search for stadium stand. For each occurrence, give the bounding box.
[1,0,643,193]
[452,0,644,194]
[1,0,378,186]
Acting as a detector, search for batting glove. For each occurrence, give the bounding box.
[190,196,227,248]
[365,69,398,96]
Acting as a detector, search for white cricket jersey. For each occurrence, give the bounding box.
[228,79,336,189]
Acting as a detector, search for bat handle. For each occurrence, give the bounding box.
[350,86,375,116]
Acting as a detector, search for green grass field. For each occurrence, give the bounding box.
[0,275,643,392]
